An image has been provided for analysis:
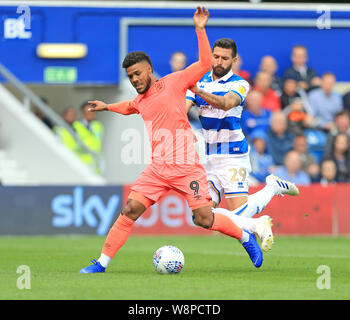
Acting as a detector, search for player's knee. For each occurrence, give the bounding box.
[121,203,139,221]
[198,218,213,229]
[192,215,200,227]
[192,212,213,229]
[121,199,146,221]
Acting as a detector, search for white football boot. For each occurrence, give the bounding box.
[253,215,274,252]
[266,174,300,197]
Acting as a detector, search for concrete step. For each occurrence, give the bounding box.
[0,149,30,185]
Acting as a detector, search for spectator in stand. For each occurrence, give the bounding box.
[56,106,104,171]
[319,159,337,185]
[62,106,76,127]
[169,51,187,73]
[280,76,301,110]
[259,55,283,96]
[232,53,251,83]
[273,150,311,185]
[283,44,321,92]
[283,98,314,135]
[324,110,350,155]
[33,97,54,130]
[241,90,271,140]
[323,133,350,182]
[66,106,76,121]
[249,130,276,183]
[54,107,89,163]
[73,102,105,173]
[293,133,319,182]
[343,90,350,112]
[308,72,344,132]
[265,111,294,165]
[253,70,281,112]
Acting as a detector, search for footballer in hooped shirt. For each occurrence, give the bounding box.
[186,38,299,247]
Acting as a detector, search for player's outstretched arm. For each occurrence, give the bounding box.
[180,7,212,87]
[88,100,138,115]
[88,100,108,112]
[189,86,242,111]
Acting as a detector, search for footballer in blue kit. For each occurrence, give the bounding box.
[186,38,300,252]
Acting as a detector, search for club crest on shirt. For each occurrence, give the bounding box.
[154,79,165,93]
[238,86,246,95]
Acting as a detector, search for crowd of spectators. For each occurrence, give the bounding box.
[237,45,350,185]
[169,45,350,186]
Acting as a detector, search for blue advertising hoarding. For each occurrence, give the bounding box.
[0,186,123,235]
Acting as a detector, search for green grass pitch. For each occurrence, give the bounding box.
[0,235,349,300]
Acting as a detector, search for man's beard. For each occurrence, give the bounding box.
[136,76,152,94]
[213,64,232,78]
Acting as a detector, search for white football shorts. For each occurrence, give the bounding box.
[204,154,252,205]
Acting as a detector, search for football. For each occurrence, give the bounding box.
[152,245,185,274]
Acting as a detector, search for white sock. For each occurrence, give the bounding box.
[98,253,111,268]
[212,207,256,234]
[239,230,250,244]
[212,208,252,243]
[239,185,277,218]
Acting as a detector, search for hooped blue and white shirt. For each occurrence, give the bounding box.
[186,70,250,158]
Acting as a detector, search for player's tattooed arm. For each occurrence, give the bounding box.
[189,86,241,111]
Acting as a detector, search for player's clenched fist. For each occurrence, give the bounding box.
[193,6,209,30]
[88,100,108,112]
